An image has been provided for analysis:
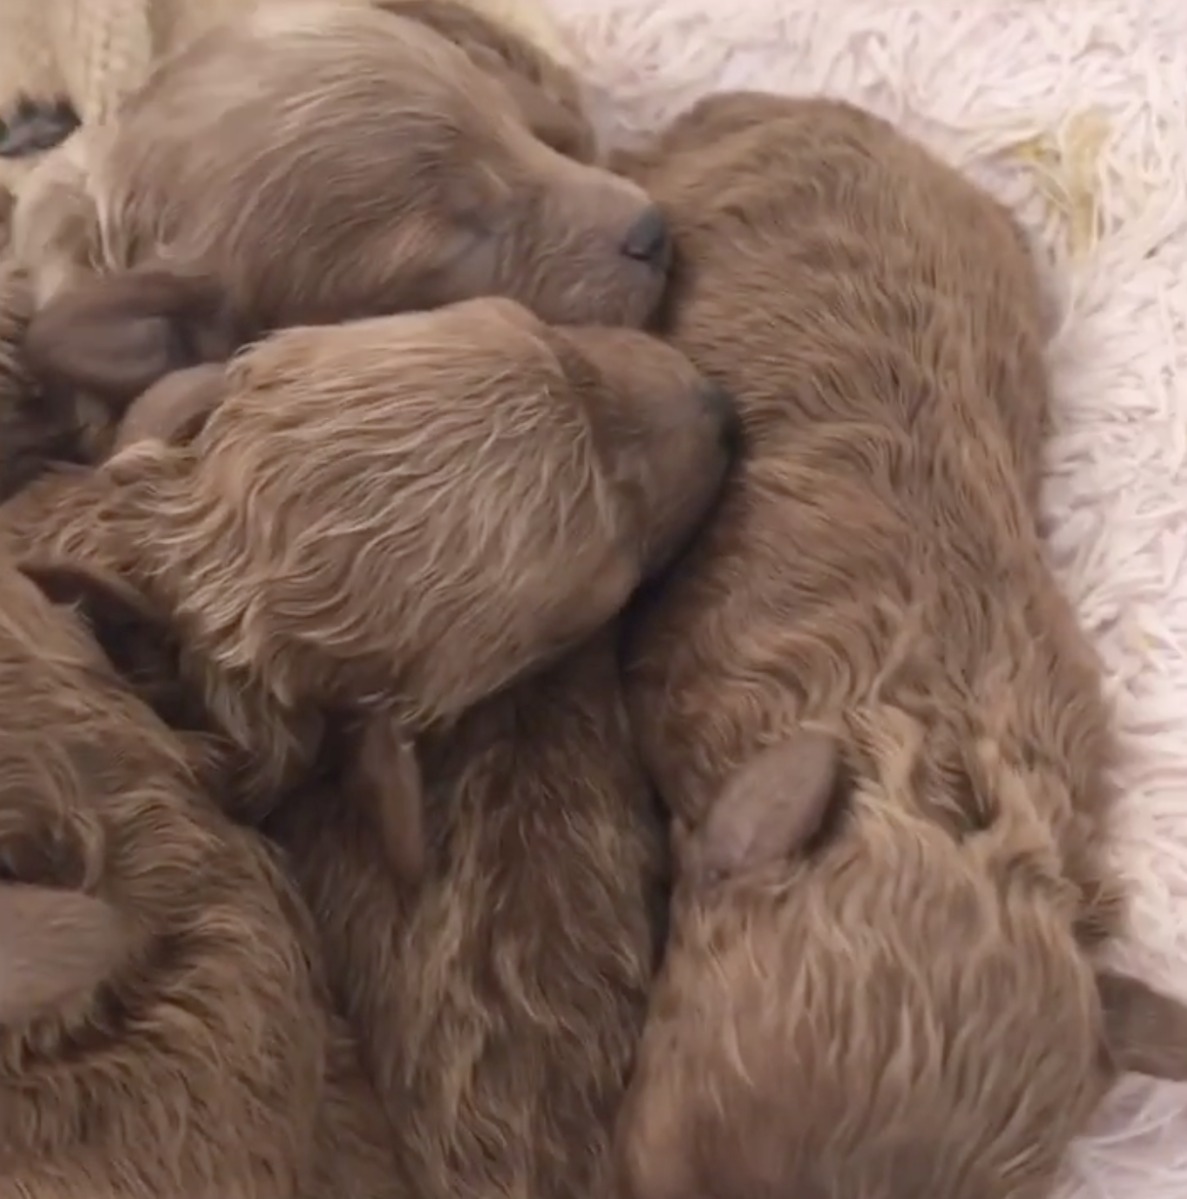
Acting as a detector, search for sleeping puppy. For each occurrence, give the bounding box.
[12,1,671,426]
[1,296,733,880]
[0,552,409,1199]
[612,93,1187,1199]
[263,328,735,1199]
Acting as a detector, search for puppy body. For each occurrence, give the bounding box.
[615,94,1187,1199]
[0,558,328,1198]
[272,629,665,1199]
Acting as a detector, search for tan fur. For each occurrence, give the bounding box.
[12,2,670,420]
[613,93,1187,1199]
[0,295,733,865]
[0,554,404,1199]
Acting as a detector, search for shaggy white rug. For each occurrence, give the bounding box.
[542,1,1187,1196]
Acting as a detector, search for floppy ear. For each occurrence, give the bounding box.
[1097,969,1187,1080]
[350,714,427,889]
[682,729,840,887]
[494,70,593,159]
[114,362,227,452]
[23,266,239,412]
[0,883,128,1025]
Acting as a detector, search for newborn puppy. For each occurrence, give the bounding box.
[267,330,733,1199]
[2,296,733,875]
[0,554,326,1197]
[13,1,670,422]
[614,93,1187,1199]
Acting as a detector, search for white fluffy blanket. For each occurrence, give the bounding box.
[544,1,1187,1195]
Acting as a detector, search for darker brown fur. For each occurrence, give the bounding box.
[14,4,670,421]
[0,555,404,1199]
[613,93,1187,1199]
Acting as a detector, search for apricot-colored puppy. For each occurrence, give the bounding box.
[614,92,1187,1199]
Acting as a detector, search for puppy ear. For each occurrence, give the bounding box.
[114,362,227,452]
[1097,969,1187,1080]
[351,714,427,889]
[496,71,593,159]
[682,729,840,887]
[0,884,129,1025]
[23,267,239,412]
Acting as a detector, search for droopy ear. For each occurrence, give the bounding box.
[18,558,183,701]
[1098,969,1187,1080]
[0,883,128,1025]
[114,362,228,453]
[350,714,427,889]
[681,729,840,888]
[491,68,594,159]
[23,266,239,412]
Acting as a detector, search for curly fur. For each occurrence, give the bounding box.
[0,296,731,852]
[0,556,361,1198]
[612,93,1187,1199]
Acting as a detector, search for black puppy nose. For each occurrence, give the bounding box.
[700,382,742,456]
[620,206,672,271]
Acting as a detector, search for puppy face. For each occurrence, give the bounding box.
[619,733,1187,1199]
[16,4,669,410]
[130,296,732,728]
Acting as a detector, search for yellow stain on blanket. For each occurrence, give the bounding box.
[1009,110,1111,259]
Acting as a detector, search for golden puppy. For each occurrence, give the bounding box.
[613,92,1187,1199]
[266,309,736,1195]
[2,296,733,870]
[12,1,670,423]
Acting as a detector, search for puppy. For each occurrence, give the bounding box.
[13,1,670,424]
[0,555,328,1197]
[613,93,1187,1199]
[265,329,733,1199]
[1,296,733,873]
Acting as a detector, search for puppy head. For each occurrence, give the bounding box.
[141,297,733,727]
[618,723,1187,1199]
[17,4,668,410]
